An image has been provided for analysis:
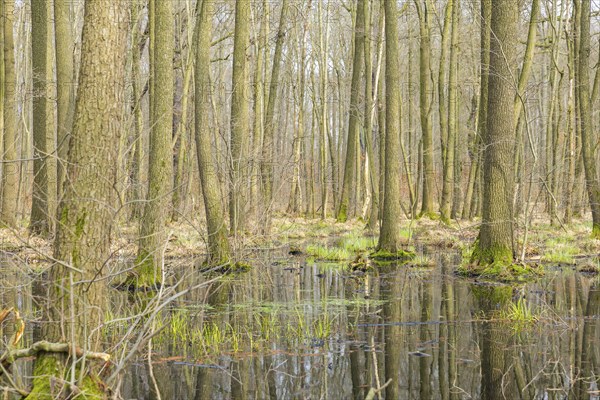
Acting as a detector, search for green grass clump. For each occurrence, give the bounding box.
[306,244,353,261]
[542,238,579,264]
[500,298,538,331]
[337,234,377,252]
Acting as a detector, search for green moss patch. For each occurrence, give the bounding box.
[458,261,543,282]
[26,353,106,399]
[369,248,416,263]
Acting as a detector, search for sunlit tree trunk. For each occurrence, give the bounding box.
[415,0,435,218]
[172,17,196,222]
[230,0,251,235]
[261,0,290,232]
[250,0,268,221]
[1,0,19,228]
[337,0,365,222]
[440,0,458,222]
[317,0,330,220]
[287,2,311,215]
[462,0,490,221]
[27,1,128,395]
[363,0,380,230]
[438,0,453,169]
[128,0,146,221]
[471,0,518,266]
[137,0,174,285]
[194,0,231,266]
[54,0,74,201]
[577,0,600,239]
[377,0,405,253]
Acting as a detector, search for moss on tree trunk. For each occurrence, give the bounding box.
[471,0,518,268]
[28,0,128,395]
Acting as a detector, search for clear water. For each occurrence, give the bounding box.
[2,249,599,399]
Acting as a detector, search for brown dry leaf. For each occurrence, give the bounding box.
[0,308,14,324]
[11,311,25,346]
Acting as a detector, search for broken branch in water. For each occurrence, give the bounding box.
[364,378,393,400]
[1,307,110,377]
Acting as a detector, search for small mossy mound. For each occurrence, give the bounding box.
[26,353,106,399]
[418,211,440,221]
[458,261,543,282]
[369,248,416,263]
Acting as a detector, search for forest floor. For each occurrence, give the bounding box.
[1,214,599,273]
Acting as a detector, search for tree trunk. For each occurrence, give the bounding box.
[438,0,453,168]
[26,1,128,396]
[378,0,405,253]
[137,0,174,285]
[337,0,365,222]
[471,0,518,266]
[250,0,268,222]
[415,0,435,218]
[195,0,231,266]
[128,0,146,221]
[230,0,252,235]
[54,0,75,201]
[577,0,600,238]
[261,0,290,232]
[287,2,311,215]
[30,0,50,235]
[318,0,330,219]
[440,0,458,222]
[1,0,19,228]
[463,0,490,221]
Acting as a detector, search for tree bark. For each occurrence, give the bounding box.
[378,0,404,253]
[1,0,19,228]
[261,0,290,231]
[27,0,128,395]
[137,0,174,285]
[462,0,491,221]
[230,0,252,235]
[577,0,600,238]
[440,0,458,222]
[415,0,435,218]
[337,0,365,222]
[471,0,518,265]
[54,0,75,201]
[30,0,50,235]
[195,0,231,266]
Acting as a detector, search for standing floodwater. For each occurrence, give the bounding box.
[2,250,599,399]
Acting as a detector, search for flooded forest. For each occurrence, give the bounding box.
[1,0,600,398]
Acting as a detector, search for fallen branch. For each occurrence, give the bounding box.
[2,341,111,365]
[364,379,392,400]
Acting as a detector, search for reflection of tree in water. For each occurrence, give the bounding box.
[474,285,514,400]
[573,280,599,400]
